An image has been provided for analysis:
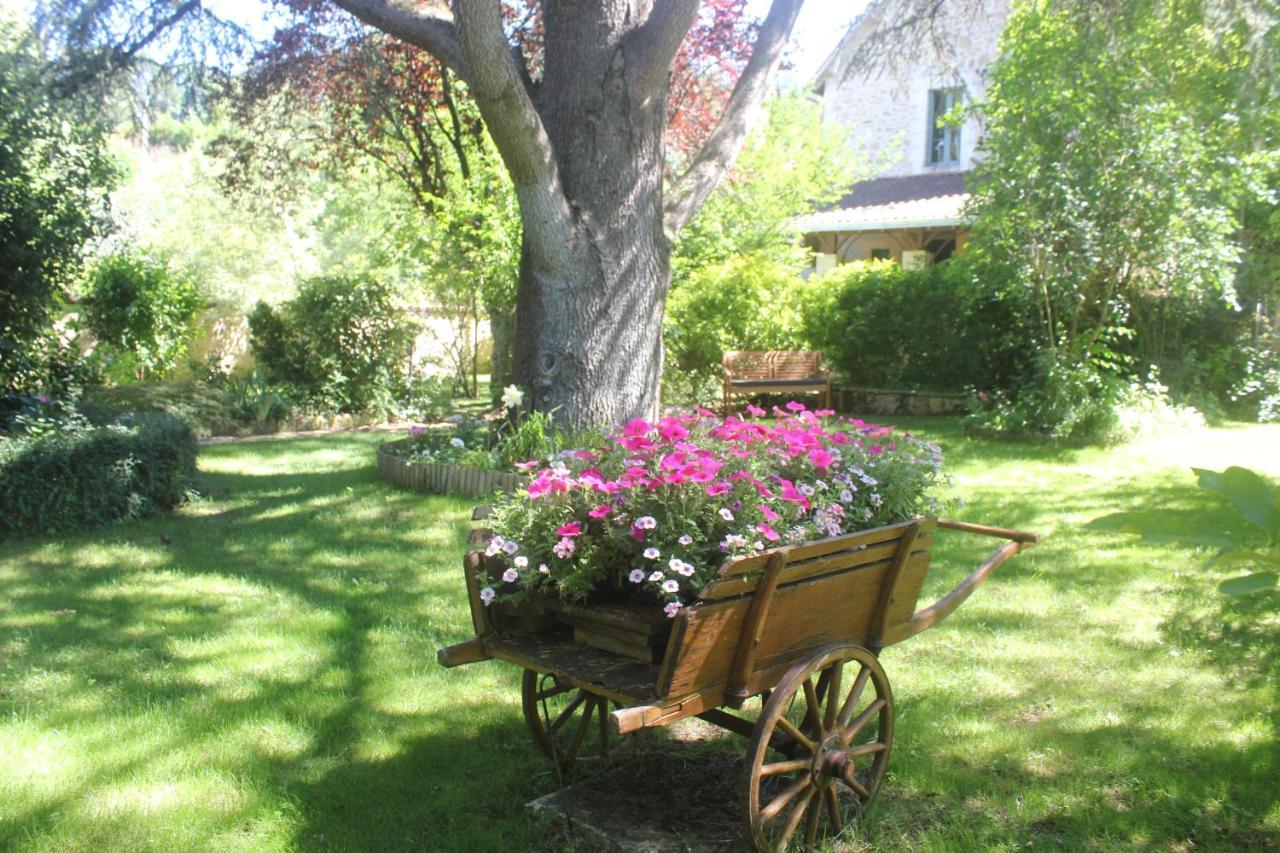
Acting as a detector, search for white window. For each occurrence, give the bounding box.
[927,88,963,166]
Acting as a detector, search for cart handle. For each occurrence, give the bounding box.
[891,519,1039,644]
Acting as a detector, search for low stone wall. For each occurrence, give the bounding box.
[376,443,521,499]
[833,385,967,416]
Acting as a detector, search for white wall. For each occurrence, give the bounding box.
[818,0,1008,178]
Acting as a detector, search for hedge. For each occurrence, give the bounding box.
[0,415,198,539]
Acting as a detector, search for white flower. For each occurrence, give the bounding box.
[719,508,734,521]
[648,570,664,582]
[628,568,646,583]
[538,563,550,575]
[754,541,765,550]
[721,534,747,549]
[664,601,682,618]
[799,483,815,497]
[480,587,496,605]
[678,534,693,546]
[502,568,519,583]
[501,385,525,408]
[814,479,828,491]
[870,492,883,507]
[514,556,528,568]
[450,437,465,448]
[840,489,854,502]
[669,559,695,577]
[484,535,506,557]
[661,579,679,594]
[502,540,519,555]
[644,547,661,560]
[635,516,658,530]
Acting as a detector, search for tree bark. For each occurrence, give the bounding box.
[332,0,805,431]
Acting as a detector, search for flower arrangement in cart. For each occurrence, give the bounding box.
[483,400,948,617]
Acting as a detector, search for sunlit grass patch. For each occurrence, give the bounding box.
[0,424,1276,850]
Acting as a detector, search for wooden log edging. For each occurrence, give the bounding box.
[376,442,522,499]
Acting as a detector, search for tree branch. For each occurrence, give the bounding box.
[328,0,469,81]
[452,0,574,271]
[623,0,701,95]
[664,0,805,236]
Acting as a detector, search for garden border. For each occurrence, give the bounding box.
[376,440,521,499]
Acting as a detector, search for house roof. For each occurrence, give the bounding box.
[795,172,972,234]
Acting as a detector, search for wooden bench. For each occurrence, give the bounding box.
[722,350,831,412]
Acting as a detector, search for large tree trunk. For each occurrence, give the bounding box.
[509,8,672,430]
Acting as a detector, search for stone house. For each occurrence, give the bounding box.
[798,0,1008,270]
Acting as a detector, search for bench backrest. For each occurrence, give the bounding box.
[723,350,823,380]
[655,519,935,700]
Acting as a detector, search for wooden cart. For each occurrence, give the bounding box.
[439,516,1038,851]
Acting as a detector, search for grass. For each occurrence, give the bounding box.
[0,420,1277,851]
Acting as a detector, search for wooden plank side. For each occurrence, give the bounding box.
[713,520,920,581]
[661,561,887,699]
[699,532,933,601]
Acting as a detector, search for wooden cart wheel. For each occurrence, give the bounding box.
[521,669,628,775]
[744,645,893,852]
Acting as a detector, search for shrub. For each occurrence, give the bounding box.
[801,257,1033,393]
[1231,345,1280,423]
[248,275,416,415]
[0,414,197,539]
[82,251,203,381]
[662,253,807,405]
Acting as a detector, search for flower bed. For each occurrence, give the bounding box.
[482,403,947,619]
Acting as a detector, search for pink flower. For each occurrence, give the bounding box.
[705,482,731,497]
[556,521,582,537]
[757,522,781,541]
[553,537,576,558]
[514,459,541,471]
[588,505,612,519]
[759,504,779,521]
[664,601,683,618]
[809,448,833,470]
[409,426,425,437]
[622,418,654,438]
[815,409,835,417]
[657,417,689,442]
[746,404,767,417]
[867,445,884,456]
[785,400,807,412]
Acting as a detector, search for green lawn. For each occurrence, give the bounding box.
[1,421,1277,851]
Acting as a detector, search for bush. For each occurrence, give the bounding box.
[801,257,1033,393]
[662,253,807,406]
[1231,345,1280,422]
[248,275,416,415]
[82,251,203,381]
[0,414,197,538]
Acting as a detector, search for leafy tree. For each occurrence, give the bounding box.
[672,91,860,282]
[247,274,416,414]
[964,0,1276,433]
[0,19,115,410]
[81,251,202,380]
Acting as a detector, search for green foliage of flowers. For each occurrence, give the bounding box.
[0,414,197,539]
[482,404,946,614]
[247,274,416,415]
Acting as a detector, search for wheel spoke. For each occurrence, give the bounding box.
[825,784,844,835]
[823,662,842,733]
[773,784,815,852]
[546,692,587,736]
[760,773,811,824]
[597,699,610,753]
[839,763,872,800]
[802,787,822,848]
[802,678,824,738]
[844,741,887,757]
[841,698,886,746]
[836,665,871,729]
[760,758,810,777]
[774,715,816,754]
[563,696,595,764]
